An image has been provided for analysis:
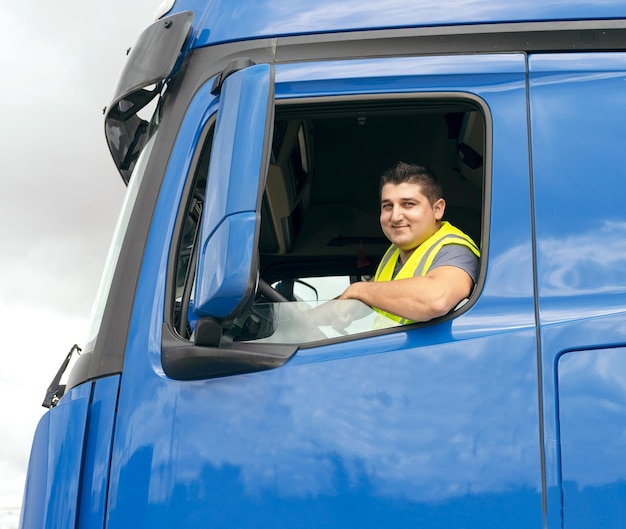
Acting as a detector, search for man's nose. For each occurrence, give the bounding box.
[390,205,403,221]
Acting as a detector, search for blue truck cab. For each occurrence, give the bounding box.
[20,1,626,528]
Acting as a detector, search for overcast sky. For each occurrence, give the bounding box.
[0,0,163,512]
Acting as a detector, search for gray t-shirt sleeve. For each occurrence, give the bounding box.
[429,244,479,283]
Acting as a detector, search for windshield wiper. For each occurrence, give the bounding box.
[42,344,82,409]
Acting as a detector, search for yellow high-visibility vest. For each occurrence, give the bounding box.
[373,221,480,324]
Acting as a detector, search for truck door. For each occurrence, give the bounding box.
[106,53,544,529]
[529,52,626,529]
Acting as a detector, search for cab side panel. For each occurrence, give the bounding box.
[19,384,90,529]
[558,347,626,529]
[77,376,120,528]
[529,52,626,529]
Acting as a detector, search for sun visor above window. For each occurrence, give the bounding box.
[104,11,194,184]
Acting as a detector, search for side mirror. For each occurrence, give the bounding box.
[193,62,275,320]
[104,11,194,183]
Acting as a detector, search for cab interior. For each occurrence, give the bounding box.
[259,99,485,295]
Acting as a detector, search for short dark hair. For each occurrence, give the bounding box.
[380,162,443,205]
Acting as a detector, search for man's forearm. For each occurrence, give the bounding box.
[338,267,472,322]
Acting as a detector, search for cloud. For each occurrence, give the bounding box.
[0,0,161,513]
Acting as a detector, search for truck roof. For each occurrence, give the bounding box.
[167,0,626,47]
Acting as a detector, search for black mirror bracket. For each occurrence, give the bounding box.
[194,317,222,347]
[161,324,298,381]
[210,57,257,95]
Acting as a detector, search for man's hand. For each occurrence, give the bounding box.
[305,299,370,333]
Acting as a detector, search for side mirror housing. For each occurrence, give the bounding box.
[193,212,258,319]
[192,62,274,320]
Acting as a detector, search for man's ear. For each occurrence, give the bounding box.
[433,198,446,220]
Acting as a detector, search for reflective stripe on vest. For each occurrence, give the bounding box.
[373,221,480,324]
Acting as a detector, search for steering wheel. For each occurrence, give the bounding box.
[257,278,289,302]
[250,278,328,342]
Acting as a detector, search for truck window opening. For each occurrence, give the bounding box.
[171,98,485,344]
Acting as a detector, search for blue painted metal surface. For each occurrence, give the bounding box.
[529,52,626,528]
[558,347,626,529]
[163,0,626,47]
[530,53,626,314]
[19,383,91,529]
[76,376,120,529]
[109,338,542,528]
[19,377,120,529]
[105,54,543,528]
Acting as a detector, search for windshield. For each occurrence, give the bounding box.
[83,132,158,349]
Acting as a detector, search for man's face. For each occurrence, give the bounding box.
[380,182,445,257]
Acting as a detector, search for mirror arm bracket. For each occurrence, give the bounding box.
[210,57,257,95]
[193,317,222,347]
[161,324,298,381]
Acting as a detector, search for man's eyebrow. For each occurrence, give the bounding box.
[381,196,420,203]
